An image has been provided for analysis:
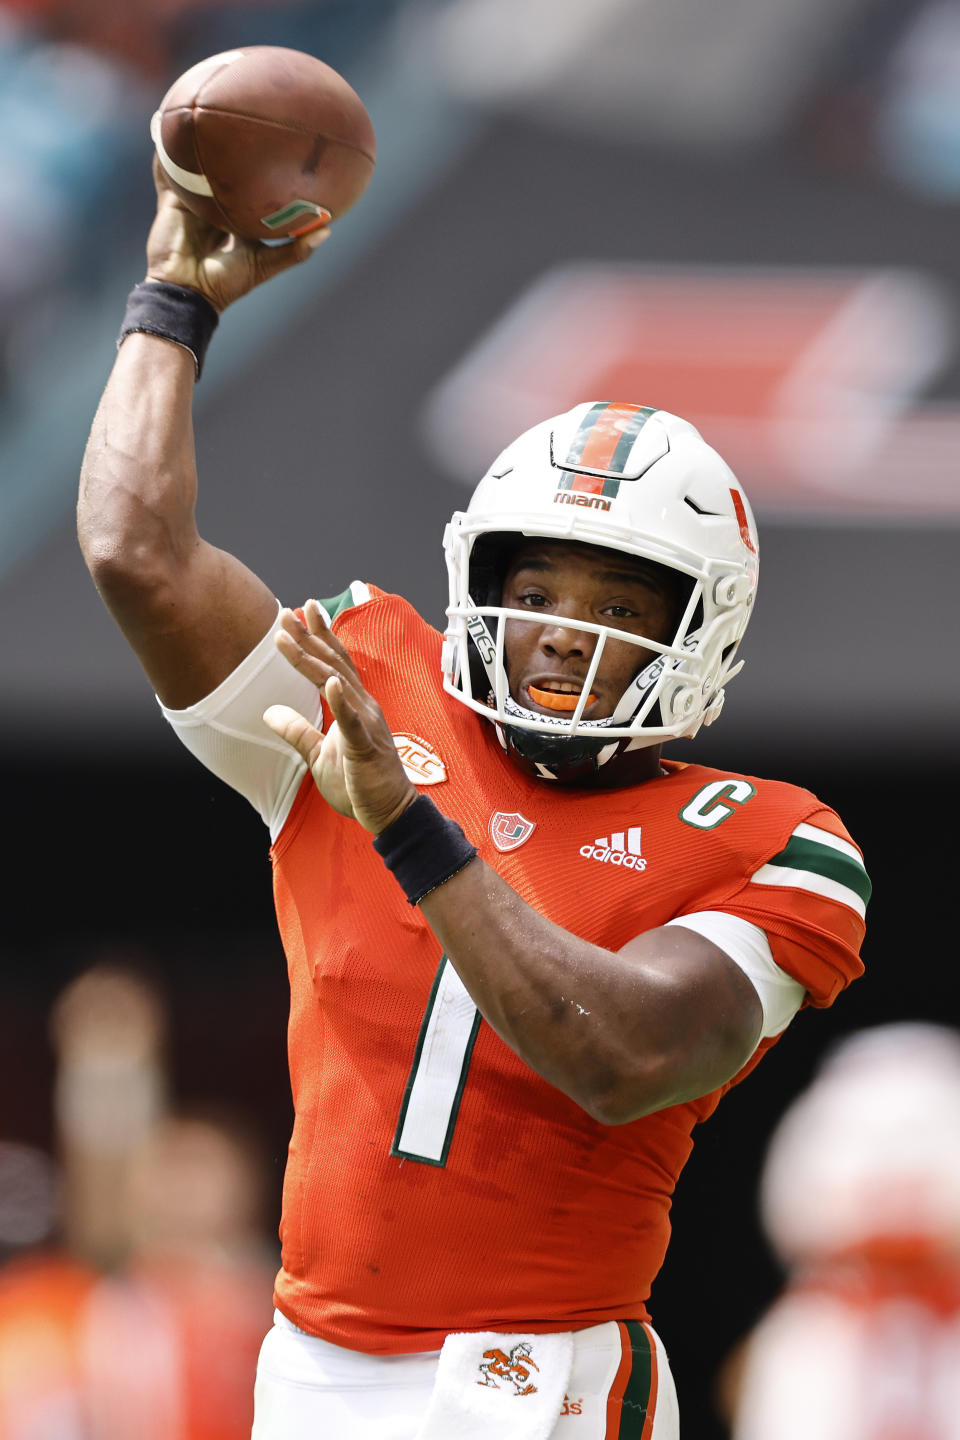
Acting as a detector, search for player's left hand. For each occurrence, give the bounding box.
[263,603,418,835]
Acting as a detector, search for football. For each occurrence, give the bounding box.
[151,47,376,242]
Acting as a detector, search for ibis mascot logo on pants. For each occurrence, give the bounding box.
[476,1341,540,1395]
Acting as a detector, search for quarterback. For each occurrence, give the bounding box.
[78,167,869,1440]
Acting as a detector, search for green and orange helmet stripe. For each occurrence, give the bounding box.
[556,402,659,500]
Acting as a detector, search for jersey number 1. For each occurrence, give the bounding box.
[391,957,481,1167]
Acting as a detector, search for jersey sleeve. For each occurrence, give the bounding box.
[711,807,870,1007]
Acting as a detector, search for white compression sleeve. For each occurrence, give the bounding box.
[664,911,806,1040]
[158,605,321,842]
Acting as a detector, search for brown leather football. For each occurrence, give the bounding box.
[151,47,376,241]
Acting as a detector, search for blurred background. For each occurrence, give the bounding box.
[0,0,958,1435]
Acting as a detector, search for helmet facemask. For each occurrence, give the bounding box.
[441,403,758,784]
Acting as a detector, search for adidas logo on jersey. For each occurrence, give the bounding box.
[580,827,647,870]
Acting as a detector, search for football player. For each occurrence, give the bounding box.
[77,164,869,1440]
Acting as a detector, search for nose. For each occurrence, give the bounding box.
[537,616,596,660]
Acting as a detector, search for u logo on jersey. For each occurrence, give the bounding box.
[490,811,536,852]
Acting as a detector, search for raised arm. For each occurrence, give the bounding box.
[77,163,328,708]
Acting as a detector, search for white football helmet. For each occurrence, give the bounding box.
[442,401,759,782]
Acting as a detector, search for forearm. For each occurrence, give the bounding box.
[79,156,326,576]
[78,332,200,582]
[419,858,728,1123]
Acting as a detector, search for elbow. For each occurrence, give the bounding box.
[78,464,194,598]
[80,528,188,626]
[82,531,163,598]
[577,1038,720,1125]
[581,1032,759,1126]
[582,1088,664,1127]
[79,493,189,604]
[573,1055,675,1127]
[584,1099,640,1127]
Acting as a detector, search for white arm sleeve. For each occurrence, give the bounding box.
[158,604,321,841]
[664,911,806,1041]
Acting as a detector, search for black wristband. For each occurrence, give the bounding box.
[117,281,220,380]
[373,795,478,906]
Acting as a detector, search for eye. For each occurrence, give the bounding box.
[518,589,551,608]
[605,604,637,619]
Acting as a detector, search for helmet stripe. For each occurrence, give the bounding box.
[563,400,609,465]
[558,470,614,497]
[568,402,657,473]
[558,403,658,497]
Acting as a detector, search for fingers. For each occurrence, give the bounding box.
[274,605,396,763]
[150,152,328,289]
[262,704,324,767]
[265,676,373,770]
[274,607,377,744]
[322,673,374,750]
[302,600,359,675]
[302,598,329,632]
[277,604,361,685]
[253,226,330,285]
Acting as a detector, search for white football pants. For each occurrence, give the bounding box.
[251,1310,679,1439]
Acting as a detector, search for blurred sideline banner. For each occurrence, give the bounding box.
[423,262,960,523]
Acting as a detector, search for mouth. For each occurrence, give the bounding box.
[525,681,598,713]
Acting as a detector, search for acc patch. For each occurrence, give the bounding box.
[490,811,536,852]
[393,733,447,785]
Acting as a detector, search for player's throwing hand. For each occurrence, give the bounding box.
[264,602,418,835]
[145,158,329,314]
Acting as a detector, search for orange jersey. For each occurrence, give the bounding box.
[270,587,867,1352]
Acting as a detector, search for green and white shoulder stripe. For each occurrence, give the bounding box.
[317,580,372,622]
[750,822,871,918]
